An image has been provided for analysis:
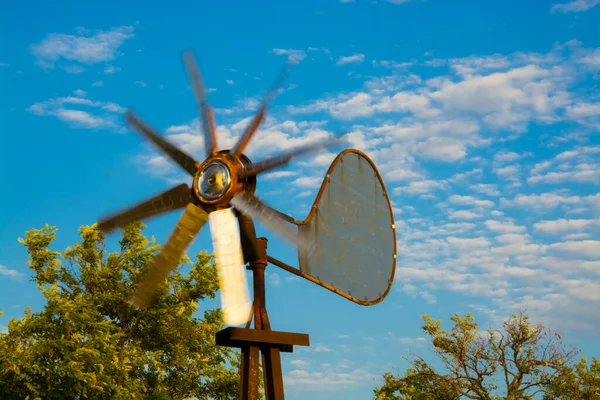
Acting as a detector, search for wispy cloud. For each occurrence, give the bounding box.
[551,0,600,13]
[30,26,134,72]
[0,265,22,280]
[104,64,121,74]
[271,48,306,64]
[27,93,126,131]
[285,368,376,391]
[336,54,365,66]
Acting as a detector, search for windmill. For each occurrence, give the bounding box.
[97,51,396,399]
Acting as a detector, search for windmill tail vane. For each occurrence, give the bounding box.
[96,50,347,326]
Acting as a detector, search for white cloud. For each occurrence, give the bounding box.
[494,165,520,181]
[314,344,332,352]
[263,171,297,180]
[271,48,306,63]
[292,176,322,189]
[527,145,600,184]
[389,336,428,346]
[494,151,523,164]
[449,194,495,208]
[31,26,134,70]
[484,219,525,233]
[104,64,121,74]
[27,95,125,131]
[62,65,85,74]
[330,93,373,119]
[267,272,281,287]
[566,102,600,118]
[290,359,309,368]
[447,236,491,250]
[533,218,598,234]
[394,179,447,195]
[578,49,600,70]
[551,0,600,13]
[416,137,469,162]
[469,183,501,196]
[501,193,590,211]
[55,109,114,129]
[528,165,600,184]
[0,265,22,280]
[336,54,365,66]
[548,240,600,258]
[285,368,375,391]
[372,60,413,69]
[448,210,482,220]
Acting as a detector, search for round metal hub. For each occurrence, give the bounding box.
[195,161,232,201]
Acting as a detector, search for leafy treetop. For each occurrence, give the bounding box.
[0,222,242,400]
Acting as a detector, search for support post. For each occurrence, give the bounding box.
[216,215,310,400]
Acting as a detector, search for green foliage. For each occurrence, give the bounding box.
[0,223,241,399]
[374,311,599,400]
[544,356,600,399]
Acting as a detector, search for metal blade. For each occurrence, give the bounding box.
[230,193,316,256]
[132,203,208,308]
[125,110,198,177]
[98,183,194,234]
[239,137,348,178]
[208,208,252,326]
[183,50,218,158]
[230,61,294,158]
[235,210,260,265]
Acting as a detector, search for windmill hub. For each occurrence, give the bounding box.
[195,161,232,201]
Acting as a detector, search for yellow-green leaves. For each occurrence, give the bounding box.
[1,223,240,399]
[375,310,588,400]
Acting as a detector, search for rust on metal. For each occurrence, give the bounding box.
[217,221,309,400]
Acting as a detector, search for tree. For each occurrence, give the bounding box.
[0,223,241,399]
[544,356,600,399]
[374,311,599,400]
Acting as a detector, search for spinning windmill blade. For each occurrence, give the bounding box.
[97,51,345,326]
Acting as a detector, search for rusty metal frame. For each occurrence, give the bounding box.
[267,148,397,306]
[217,220,310,400]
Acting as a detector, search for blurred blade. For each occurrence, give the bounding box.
[239,137,348,178]
[230,193,315,255]
[235,209,260,265]
[230,61,294,158]
[209,208,252,326]
[183,50,218,158]
[133,203,208,308]
[126,110,198,176]
[98,183,194,234]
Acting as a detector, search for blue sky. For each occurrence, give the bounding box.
[1,0,599,398]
